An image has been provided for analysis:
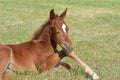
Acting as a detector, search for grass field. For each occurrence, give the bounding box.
[0,0,120,80]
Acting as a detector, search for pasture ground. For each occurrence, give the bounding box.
[0,0,120,80]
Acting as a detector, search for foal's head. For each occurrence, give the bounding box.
[50,9,73,54]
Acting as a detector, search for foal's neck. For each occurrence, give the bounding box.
[40,26,51,43]
[32,21,57,52]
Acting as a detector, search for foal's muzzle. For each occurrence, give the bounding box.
[63,44,73,55]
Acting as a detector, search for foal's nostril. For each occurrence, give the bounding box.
[63,44,73,55]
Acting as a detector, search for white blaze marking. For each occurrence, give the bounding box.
[62,23,67,34]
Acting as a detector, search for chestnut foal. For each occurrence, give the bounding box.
[0,9,99,80]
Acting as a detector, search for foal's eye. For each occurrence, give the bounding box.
[55,32,60,34]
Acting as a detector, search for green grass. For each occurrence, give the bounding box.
[0,0,120,80]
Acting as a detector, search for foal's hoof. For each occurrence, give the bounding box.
[92,73,99,80]
[55,62,71,70]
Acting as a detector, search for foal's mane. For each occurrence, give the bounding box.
[32,14,59,40]
[32,20,50,40]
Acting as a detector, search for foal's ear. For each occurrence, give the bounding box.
[50,9,55,20]
[60,8,67,19]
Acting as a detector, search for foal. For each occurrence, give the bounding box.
[0,9,99,80]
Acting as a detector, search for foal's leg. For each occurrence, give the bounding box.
[40,50,66,72]
[0,46,11,80]
[68,52,99,80]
